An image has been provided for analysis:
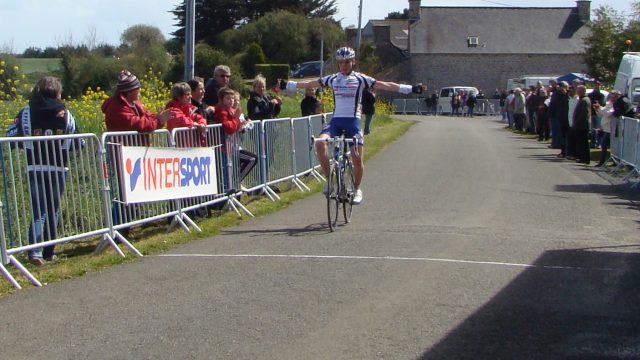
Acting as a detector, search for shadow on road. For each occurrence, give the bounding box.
[556,183,640,204]
[419,248,640,359]
[220,223,330,237]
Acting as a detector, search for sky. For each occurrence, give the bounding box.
[0,0,634,54]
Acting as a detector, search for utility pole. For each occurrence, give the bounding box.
[184,0,195,81]
[356,0,363,55]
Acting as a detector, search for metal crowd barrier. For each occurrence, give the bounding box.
[608,116,640,184]
[393,99,405,114]
[404,99,421,114]
[0,114,332,289]
[0,134,112,288]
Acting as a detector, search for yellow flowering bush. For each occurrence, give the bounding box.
[0,68,171,135]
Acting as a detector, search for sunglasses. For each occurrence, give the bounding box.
[218,74,231,78]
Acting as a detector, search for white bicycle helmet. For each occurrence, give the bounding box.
[335,47,356,60]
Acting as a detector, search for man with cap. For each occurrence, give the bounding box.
[102,70,173,132]
[101,70,174,237]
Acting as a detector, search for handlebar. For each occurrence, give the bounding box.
[312,136,357,144]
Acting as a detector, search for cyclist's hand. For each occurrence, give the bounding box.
[412,83,426,94]
[277,78,287,90]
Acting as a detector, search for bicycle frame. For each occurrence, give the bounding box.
[313,135,358,231]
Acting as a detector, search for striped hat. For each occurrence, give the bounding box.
[117,70,141,93]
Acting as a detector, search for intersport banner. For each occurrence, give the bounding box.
[119,146,218,204]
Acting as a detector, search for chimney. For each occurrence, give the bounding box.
[409,0,421,24]
[576,1,590,23]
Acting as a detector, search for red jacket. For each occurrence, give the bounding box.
[213,105,242,135]
[165,99,207,132]
[102,94,162,132]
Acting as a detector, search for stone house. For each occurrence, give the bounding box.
[351,0,592,94]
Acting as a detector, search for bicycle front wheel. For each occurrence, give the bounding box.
[327,165,339,231]
[342,159,355,223]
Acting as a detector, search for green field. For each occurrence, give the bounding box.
[16,58,62,74]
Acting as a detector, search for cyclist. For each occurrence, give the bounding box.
[279,46,425,204]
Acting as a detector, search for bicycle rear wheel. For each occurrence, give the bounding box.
[342,159,354,223]
[327,165,339,231]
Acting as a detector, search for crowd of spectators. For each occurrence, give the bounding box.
[496,79,637,166]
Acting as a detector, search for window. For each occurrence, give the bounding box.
[467,36,479,47]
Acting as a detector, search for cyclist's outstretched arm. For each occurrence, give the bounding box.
[374,80,427,94]
[278,78,321,92]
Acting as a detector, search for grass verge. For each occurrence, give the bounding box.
[0,115,414,296]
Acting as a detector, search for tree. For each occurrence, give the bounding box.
[583,6,627,83]
[218,10,344,65]
[120,25,166,54]
[241,43,268,77]
[118,25,170,77]
[170,0,338,47]
[165,42,244,85]
[386,9,409,19]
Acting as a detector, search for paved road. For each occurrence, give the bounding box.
[1,115,639,359]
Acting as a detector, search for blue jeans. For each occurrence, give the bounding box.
[28,169,66,259]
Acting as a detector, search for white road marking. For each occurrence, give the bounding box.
[157,253,619,272]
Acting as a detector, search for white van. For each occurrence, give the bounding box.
[437,86,479,114]
[506,75,560,91]
[614,52,640,103]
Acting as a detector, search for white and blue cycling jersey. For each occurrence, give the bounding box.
[319,71,376,119]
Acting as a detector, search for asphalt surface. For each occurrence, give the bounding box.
[1,115,639,359]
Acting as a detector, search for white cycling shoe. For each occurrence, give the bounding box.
[352,188,363,205]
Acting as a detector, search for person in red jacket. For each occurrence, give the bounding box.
[165,82,207,147]
[213,87,256,193]
[101,70,173,235]
[102,70,173,132]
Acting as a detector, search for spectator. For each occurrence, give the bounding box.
[525,86,537,133]
[588,81,606,148]
[594,93,616,166]
[499,89,508,122]
[572,85,591,164]
[203,65,231,106]
[188,77,215,124]
[536,87,550,142]
[555,81,570,158]
[213,87,256,192]
[451,92,461,116]
[512,88,526,131]
[506,89,515,127]
[102,70,172,132]
[460,91,468,116]
[102,70,173,236]
[466,91,477,117]
[247,74,282,120]
[548,79,563,149]
[429,92,438,115]
[300,87,322,117]
[361,87,376,134]
[611,90,635,118]
[165,82,208,147]
[7,76,80,266]
[476,90,486,99]
[232,91,258,186]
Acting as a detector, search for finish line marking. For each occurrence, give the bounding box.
[157,254,619,272]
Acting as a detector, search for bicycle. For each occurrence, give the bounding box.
[314,134,357,231]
